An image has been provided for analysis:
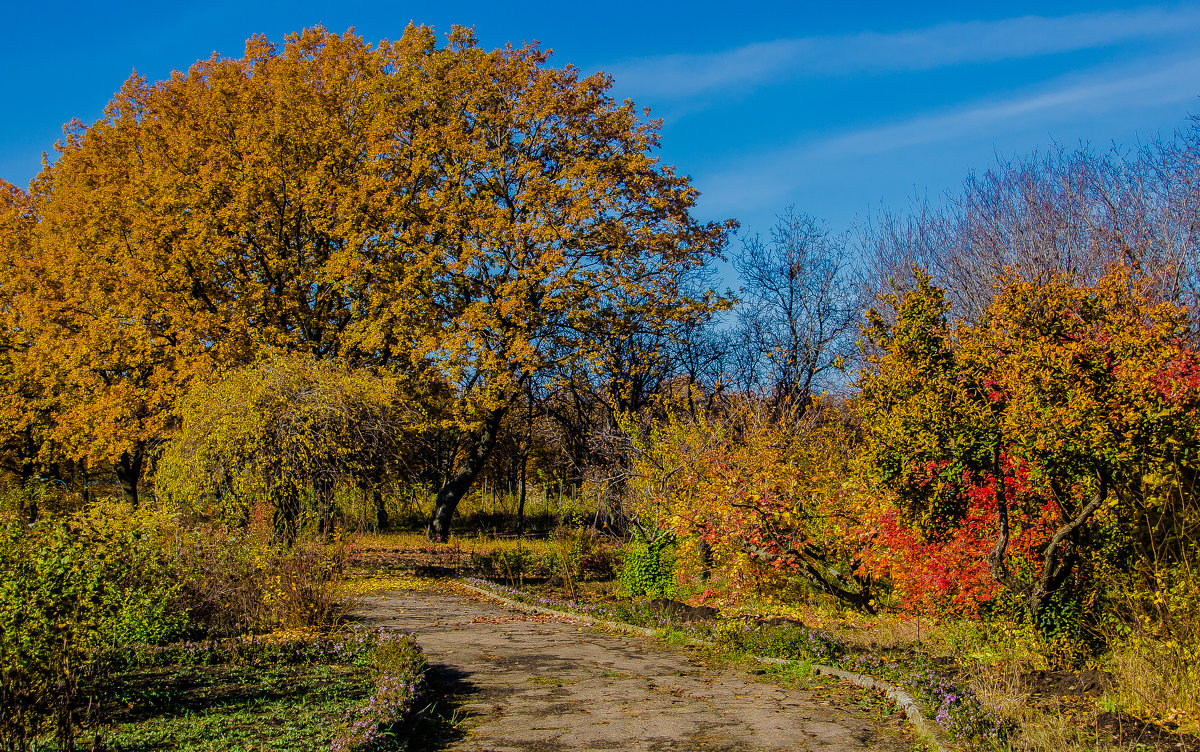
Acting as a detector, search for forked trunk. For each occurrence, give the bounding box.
[116,445,144,508]
[988,445,1110,624]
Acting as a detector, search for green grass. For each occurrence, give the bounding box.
[759,659,815,683]
[85,662,374,751]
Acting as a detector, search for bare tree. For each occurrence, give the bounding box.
[1098,121,1200,326]
[861,119,1200,335]
[733,208,862,413]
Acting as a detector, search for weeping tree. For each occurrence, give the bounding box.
[157,354,426,542]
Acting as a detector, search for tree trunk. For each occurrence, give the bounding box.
[743,541,876,614]
[273,486,301,545]
[21,483,39,524]
[988,451,1110,623]
[116,445,144,508]
[81,459,90,504]
[1024,474,1108,618]
[698,539,713,582]
[427,407,507,542]
[317,486,335,538]
[516,452,528,537]
[373,486,388,531]
[18,427,37,487]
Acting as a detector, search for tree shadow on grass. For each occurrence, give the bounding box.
[408,664,476,751]
[78,662,373,751]
[103,663,371,724]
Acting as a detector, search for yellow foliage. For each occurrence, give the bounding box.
[620,393,870,607]
[0,25,730,505]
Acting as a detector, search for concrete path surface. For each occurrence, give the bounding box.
[352,583,918,752]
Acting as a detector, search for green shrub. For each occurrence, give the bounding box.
[619,538,675,597]
[0,491,350,750]
[1031,586,1101,669]
[0,504,187,751]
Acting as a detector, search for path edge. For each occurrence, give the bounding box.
[453,579,953,752]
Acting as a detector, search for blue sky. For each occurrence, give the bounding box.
[3,1,1199,244]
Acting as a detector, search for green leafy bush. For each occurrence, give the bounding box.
[0,487,350,750]
[619,538,675,597]
[0,503,186,751]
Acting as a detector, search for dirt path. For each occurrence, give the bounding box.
[352,583,918,752]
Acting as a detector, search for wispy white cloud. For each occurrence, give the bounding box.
[696,55,1200,215]
[602,7,1200,101]
[815,57,1200,157]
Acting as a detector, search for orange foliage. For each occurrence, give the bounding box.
[0,26,730,508]
[623,397,874,610]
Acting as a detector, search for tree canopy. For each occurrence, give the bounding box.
[0,25,731,523]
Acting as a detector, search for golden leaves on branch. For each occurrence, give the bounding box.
[0,25,730,497]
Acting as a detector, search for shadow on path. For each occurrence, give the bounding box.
[409,664,473,752]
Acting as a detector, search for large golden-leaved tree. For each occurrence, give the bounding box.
[4,26,731,525]
[356,32,735,539]
[4,28,429,505]
[0,181,47,490]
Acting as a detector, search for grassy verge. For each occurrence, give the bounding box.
[96,662,372,750]
[72,628,426,752]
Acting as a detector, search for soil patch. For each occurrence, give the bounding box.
[1095,710,1200,751]
[1022,668,1114,698]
